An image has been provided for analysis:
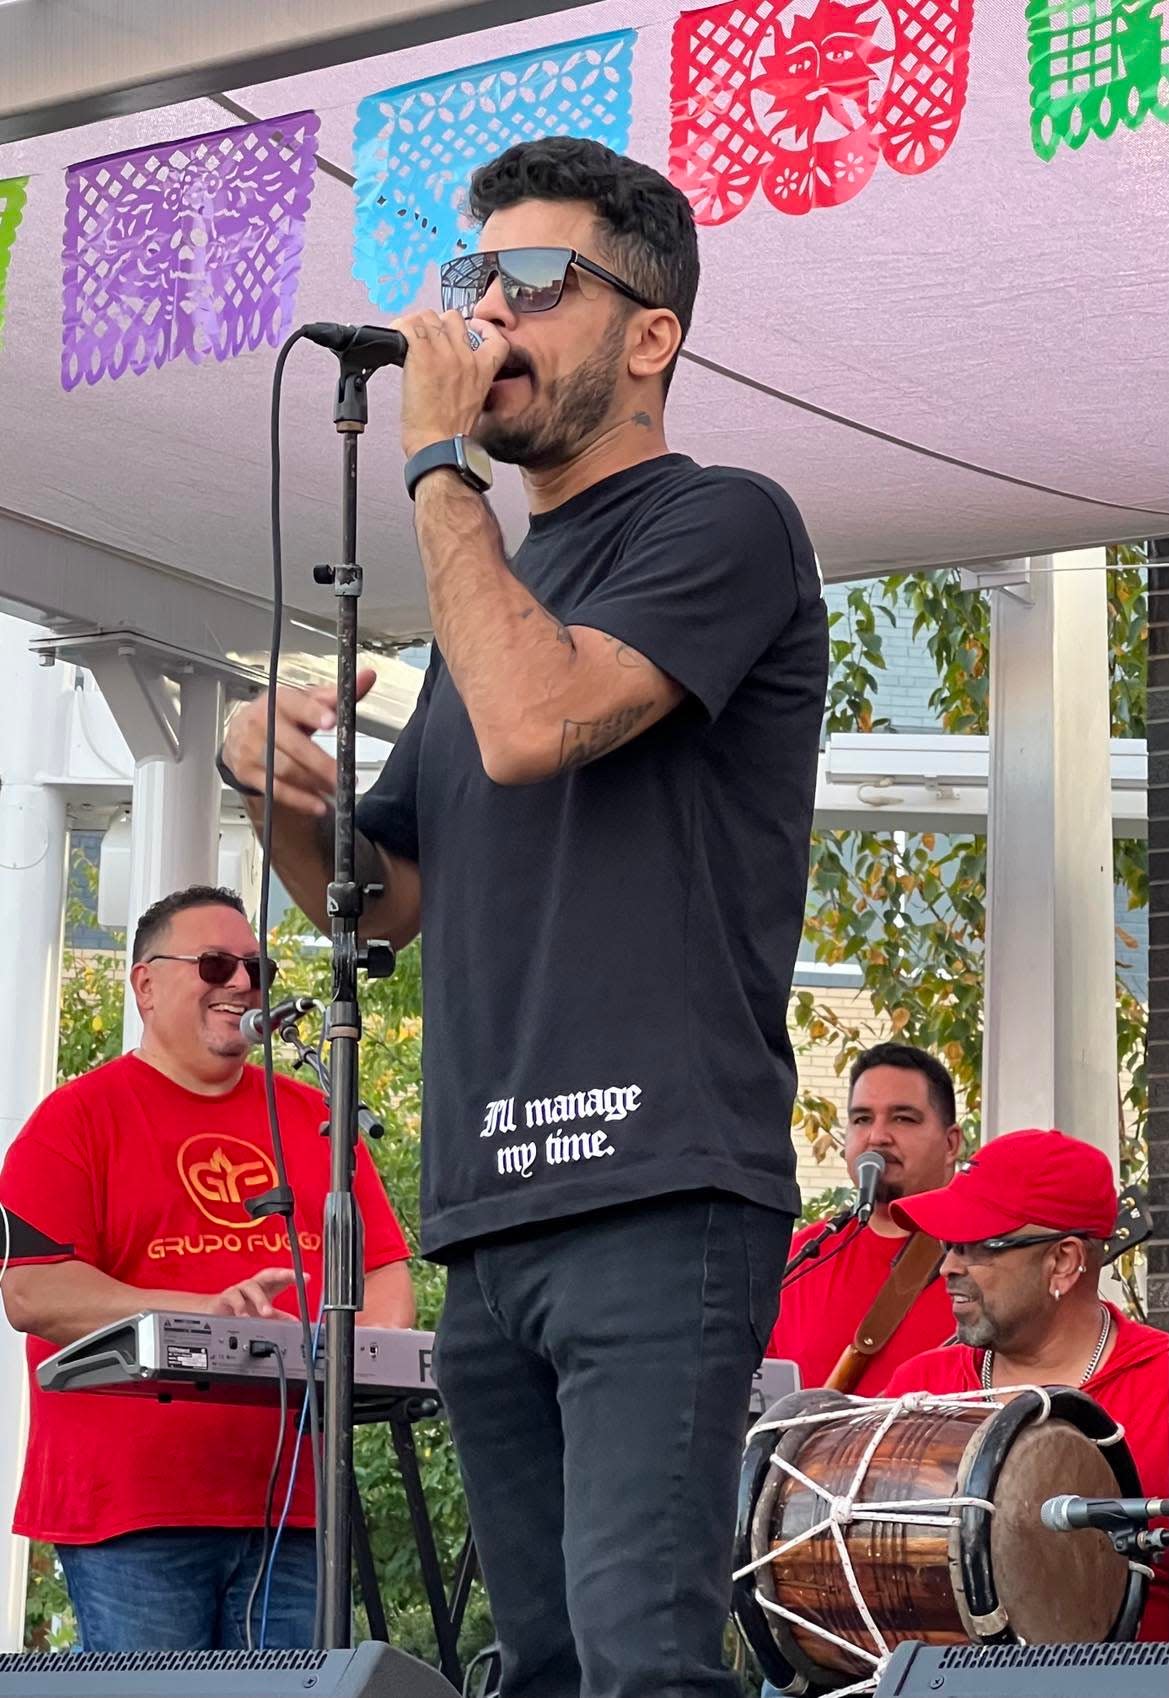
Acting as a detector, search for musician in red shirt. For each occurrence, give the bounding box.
[883,1129,1168,1641]
[0,885,414,1652]
[766,1044,960,1393]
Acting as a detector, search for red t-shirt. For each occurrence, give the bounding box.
[766,1220,954,1395]
[0,1053,410,1544]
[883,1307,1169,1641]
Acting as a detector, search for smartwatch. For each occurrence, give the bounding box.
[404,435,493,501]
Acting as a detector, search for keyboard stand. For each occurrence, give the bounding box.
[350,1477,388,1644]
[350,1392,477,1691]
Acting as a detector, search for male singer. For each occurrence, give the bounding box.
[221,137,828,1697]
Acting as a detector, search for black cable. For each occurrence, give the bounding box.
[246,1342,290,1651]
[261,327,325,1645]
[780,1215,863,1295]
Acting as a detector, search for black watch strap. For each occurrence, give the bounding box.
[404,436,491,501]
[216,747,262,798]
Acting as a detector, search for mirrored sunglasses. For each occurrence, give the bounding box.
[146,951,279,990]
[440,246,654,318]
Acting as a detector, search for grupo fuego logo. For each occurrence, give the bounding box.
[147,1134,322,1261]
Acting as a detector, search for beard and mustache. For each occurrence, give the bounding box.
[948,1282,997,1349]
[476,313,628,471]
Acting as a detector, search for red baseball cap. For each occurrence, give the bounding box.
[889,1128,1117,1243]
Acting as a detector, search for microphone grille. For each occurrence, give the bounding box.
[1040,1495,1073,1531]
[464,326,483,352]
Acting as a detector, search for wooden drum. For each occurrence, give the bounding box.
[733,1387,1146,1692]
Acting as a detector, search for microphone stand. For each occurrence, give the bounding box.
[310,347,396,1647]
[782,1205,857,1283]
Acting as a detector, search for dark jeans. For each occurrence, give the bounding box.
[432,1192,792,1698]
[56,1527,318,1651]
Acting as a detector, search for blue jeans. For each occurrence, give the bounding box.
[56,1527,318,1651]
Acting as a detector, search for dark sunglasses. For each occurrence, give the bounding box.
[440,246,655,318]
[146,951,279,990]
[941,1231,1088,1263]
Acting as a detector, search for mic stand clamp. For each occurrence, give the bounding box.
[278,1016,386,1141]
[1110,1527,1168,1557]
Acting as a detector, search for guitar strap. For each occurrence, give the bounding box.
[823,1230,945,1393]
[850,1230,945,1357]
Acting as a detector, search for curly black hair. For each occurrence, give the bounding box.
[468,136,699,392]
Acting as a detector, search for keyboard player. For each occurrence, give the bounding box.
[0,884,414,1652]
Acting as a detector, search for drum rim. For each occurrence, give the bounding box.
[733,1394,807,1692]
[736,1388,859,1692]
[950,1385,1147,1647]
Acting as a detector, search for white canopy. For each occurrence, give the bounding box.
[1,0,1166,676]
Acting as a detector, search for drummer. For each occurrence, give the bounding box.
[881,1128,1168,1640]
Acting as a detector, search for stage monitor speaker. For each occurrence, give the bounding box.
[0,1643,457,1698]
[874,1639,1169,1697]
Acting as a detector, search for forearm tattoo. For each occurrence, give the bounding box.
[558,703,654,772]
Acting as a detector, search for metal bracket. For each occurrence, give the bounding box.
[313,564,363,597]
[85,646,180,764]
[958,558,1033,605]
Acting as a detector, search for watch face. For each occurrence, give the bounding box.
[459,437,493,489]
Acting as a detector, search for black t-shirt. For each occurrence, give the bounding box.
[358,454,828,1257]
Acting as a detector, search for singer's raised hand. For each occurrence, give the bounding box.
[390,308,508,461]
[222,668,378,815]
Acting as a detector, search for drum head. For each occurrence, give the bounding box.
[992,1421,1127,1641]
[952,1387,1144,1647]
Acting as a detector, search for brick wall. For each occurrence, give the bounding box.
[791,988,886,1201]
[823,583,940,730]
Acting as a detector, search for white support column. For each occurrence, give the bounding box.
[120,672,225,1049]
[0,618,72,1650]
[982,551,1120,1168]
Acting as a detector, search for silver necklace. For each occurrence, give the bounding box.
[980,1303,1112,1392]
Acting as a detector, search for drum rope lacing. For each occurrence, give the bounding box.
[734,1388,1062,1697]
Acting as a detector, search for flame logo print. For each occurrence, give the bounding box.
[177,1134,279,1228]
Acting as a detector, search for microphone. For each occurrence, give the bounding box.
[302,321,482,367]
[1041,1494,1169,1532]
[853,1150,886,1225]
[239,996,317,1044]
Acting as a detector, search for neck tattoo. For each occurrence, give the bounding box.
[980,1303,1112,1392]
